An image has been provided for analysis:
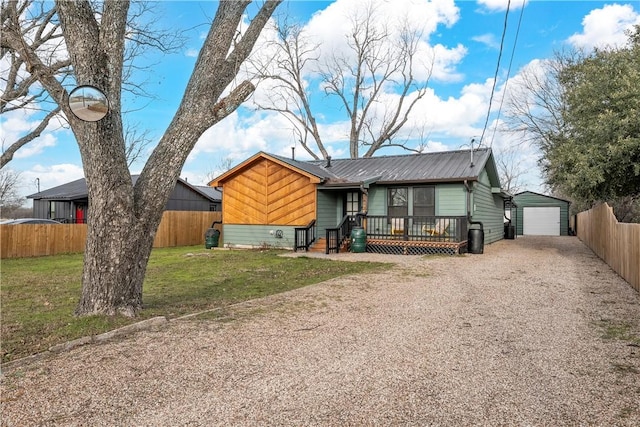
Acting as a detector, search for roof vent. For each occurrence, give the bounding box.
[326,155,331,168]
[470,138,475,168]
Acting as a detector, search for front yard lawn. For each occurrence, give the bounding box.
[1,247,387,363]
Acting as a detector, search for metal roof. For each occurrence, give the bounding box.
[266,152,342,180]
[194,185,222,200]
[255,148,492,185]
[27,176,89,200]
[28,175,221,202]
[312,148,492,185]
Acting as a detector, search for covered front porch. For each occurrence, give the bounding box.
[295,214,469,256]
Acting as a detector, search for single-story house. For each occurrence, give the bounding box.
[512,191,571,236]
[27,175,222,224]
[209,148,510,255]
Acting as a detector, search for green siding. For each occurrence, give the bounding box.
[316,191,341,236]
[367,184,467,216]
[367,186,386,215]
[470,180,504,244]
[436,184,466,216]
[222,224,298,249]
[513,192,570,236]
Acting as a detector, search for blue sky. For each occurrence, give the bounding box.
[2,0,639,204]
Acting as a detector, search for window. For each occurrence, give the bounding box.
[388,187,408,218]
[49,201,56,219]
[345,192,360,216]
[413,186,435,216]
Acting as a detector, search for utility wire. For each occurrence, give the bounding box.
[478,0,511,147]
[490,0,526,147]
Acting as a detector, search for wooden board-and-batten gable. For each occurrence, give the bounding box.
[209,153,321,226]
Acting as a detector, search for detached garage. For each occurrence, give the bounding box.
[513,191,571,236]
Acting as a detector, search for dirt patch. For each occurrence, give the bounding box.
[2,237,639,425]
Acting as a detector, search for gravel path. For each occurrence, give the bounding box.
[2,236,639,426]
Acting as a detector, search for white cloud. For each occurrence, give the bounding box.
[302,0,462,83]
[430,43,467,82]
[477,0,528,13]
[423,140,449,152]
[407,78,494,139]
[188,109,300,162]
[185,48,199,58]
[568,4,640,50]
[0,108,66,159]
[13,134,58,159]
[472,33,499,49]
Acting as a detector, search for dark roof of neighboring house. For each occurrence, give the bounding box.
[269,148,495,186]
[195,185,222,200]
[27,176,89,200]
[27,175,221,202]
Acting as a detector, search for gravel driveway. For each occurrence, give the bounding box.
[2,236,639,426]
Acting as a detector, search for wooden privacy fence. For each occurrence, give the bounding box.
[0,211,222,259]
[577,203,640,292]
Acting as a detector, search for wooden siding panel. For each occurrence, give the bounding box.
[224,190,266,224]
[268,185,315,215]
[223,160,268,224]
[222,157,317,226]
[265,159,316,225]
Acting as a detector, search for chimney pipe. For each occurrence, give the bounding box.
[326,155,332,167]
[291,146,295,160]
[470,138,475,167]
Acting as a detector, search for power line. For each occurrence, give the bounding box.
[478,0,511,147]
[490,0,526,147]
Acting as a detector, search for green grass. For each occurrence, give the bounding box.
[1,246,388,363]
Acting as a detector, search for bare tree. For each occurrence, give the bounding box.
[2,0,281,316]
[1,0,69,167]
[494,145,525,194]
[0,0,185,169]
[0,168,24,217]
[502,51,584,158]
[253,2,431,159]
[206,156,234,184]
[123,122,153,167]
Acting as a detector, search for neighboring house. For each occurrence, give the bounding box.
[512,191,571,236]
[27,175,222,223]
[209,148,510,255]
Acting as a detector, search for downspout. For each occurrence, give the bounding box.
[464,179,483,231]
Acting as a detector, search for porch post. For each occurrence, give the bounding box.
[361,189,368,230]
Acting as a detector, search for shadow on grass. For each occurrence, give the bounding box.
[1,247,388,363]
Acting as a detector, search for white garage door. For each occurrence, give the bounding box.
[523,207,560,236]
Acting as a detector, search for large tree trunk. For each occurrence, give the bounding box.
[55,0,280,317]
[4,0,279,317]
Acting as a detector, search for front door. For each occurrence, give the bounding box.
[344,191,361,226]
[75,204,85,224]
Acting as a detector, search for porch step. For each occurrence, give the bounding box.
[306,237,350,253]
[308,238,326,253]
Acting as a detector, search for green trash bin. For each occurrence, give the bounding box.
[205,228,220,249]
[350,227,366,253]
